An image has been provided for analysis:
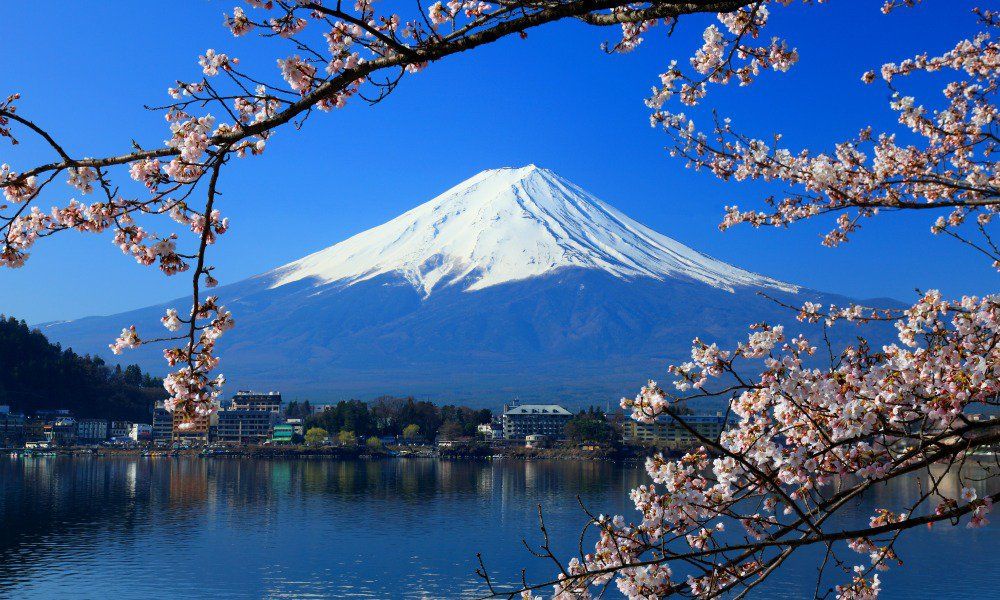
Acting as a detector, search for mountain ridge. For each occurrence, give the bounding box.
[265,165,798,296]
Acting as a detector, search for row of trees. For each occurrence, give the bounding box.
[283,400,314,419]
[563,408,617,444]
[304,396,491,442]
[0,316,164,421]
[303,427,387,450]
[304,407,621,446]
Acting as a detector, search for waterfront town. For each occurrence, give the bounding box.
[0,389,729,456]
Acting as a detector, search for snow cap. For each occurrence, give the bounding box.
[269,165,797,296]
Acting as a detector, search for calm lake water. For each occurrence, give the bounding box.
[0,457,995,599]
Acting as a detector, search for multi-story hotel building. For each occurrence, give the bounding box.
[44,418,78,445]
[109,420,132,439]
[501,404,572,440]
[217,410,278,444]
[76,418,109,443]
[621,413,728,449]
[171,409,214,443]
[214,391,284,445]
[129,423,152,442]
[152,404,173,441]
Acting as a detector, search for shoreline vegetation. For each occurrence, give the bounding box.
[16,443,997,462]
[8,443,661,462]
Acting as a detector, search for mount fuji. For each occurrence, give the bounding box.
[269,165,798,296]
[40,166,873,405]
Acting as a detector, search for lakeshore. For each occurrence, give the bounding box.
[6,442,637,462]
[2,392,740,463]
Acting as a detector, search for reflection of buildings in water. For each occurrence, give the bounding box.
[524,461,607,496]
[489,460,506,517]
[300,459,400,497]
[364,461,383,489]
[496,460,532,514]
[336,460,358,492]
[298,459,453,500]
[20,456,55,488]
[435,459,485,496]
[270,461,292,497]
[928,463,961,499]
[19,457,67,507]
[399,461,421,496]
[501,461,548,500]
[223,460,282,524]
[498,459,651,519]
[169,460,210,508]
[477,462,493,496]
[524,460,540,494]
[836,463,995,525]
[574,461,603,494]
[625,464,649,491]
[126,460,138,498]
[867,462,961,505]
[925,462,992,500]
[0,458,156,587]
[301,460,330,492]
[437,459,454,493]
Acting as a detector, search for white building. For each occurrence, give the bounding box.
[501,404,572,440]
[129,423,152,442]
[621,413,727,449]
[525,434,549,449]
[77,418,108,443]
[109,421,132,439]
[477,421,502,440]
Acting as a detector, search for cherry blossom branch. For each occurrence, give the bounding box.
[498,8,1000,598]
[487,427,999,598]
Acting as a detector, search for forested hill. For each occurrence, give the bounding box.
[0,316,164,421]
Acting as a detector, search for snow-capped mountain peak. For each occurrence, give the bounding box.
[269,165,798,295]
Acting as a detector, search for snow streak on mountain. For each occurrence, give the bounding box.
[268,165,798,296]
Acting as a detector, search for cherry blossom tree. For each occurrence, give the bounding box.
[473,3,997,599]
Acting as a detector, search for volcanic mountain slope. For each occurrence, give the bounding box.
[41,165,882,405]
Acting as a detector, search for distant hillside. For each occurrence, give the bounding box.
[0,316,164,421]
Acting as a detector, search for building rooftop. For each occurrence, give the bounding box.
[503,404,572,416]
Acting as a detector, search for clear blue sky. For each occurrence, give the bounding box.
[0,1,994,324]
